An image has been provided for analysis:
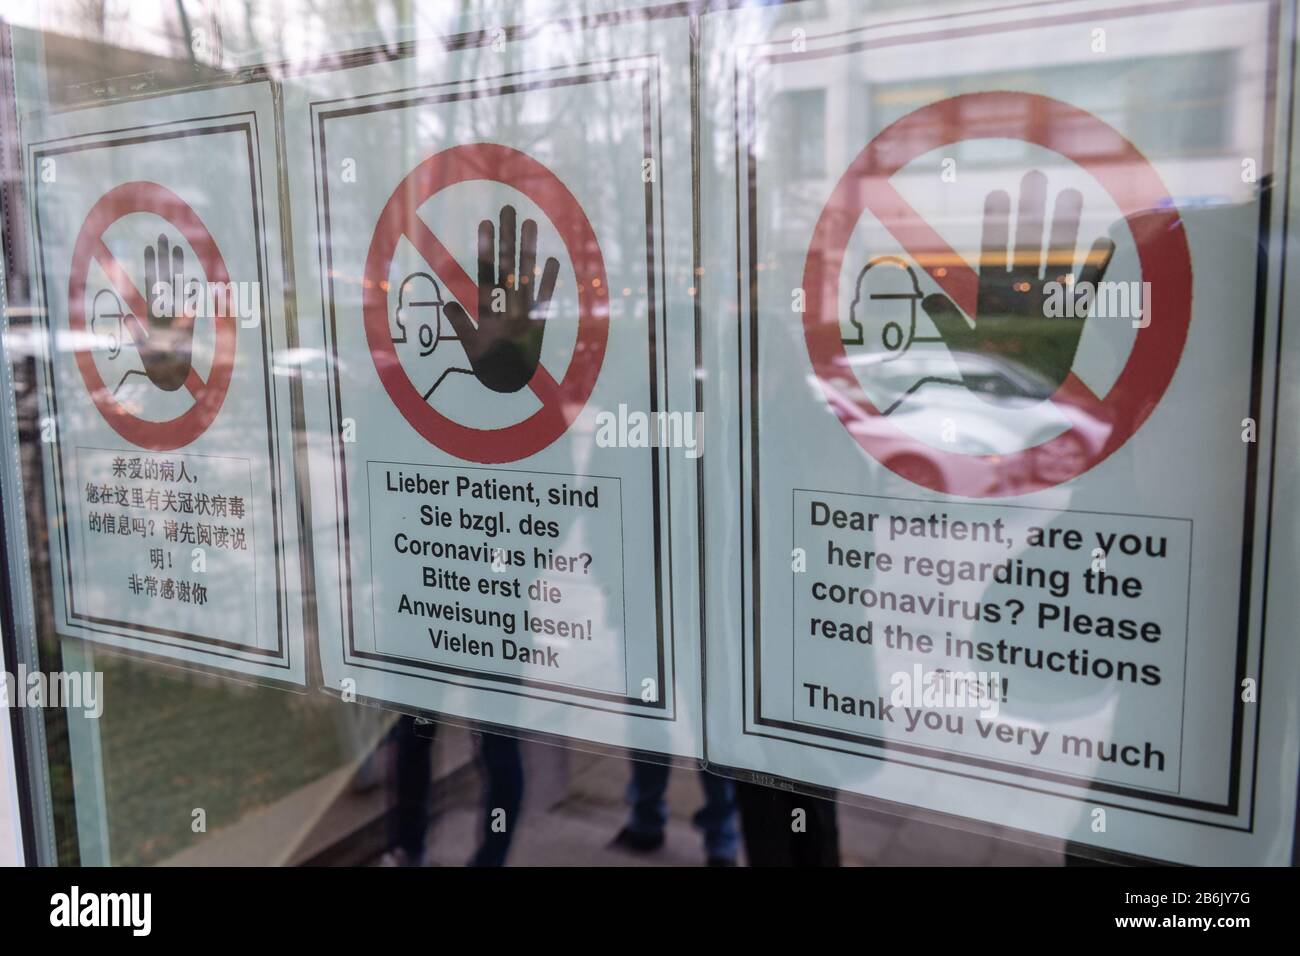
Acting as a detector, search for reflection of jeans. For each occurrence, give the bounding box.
[734,782,839,867]
[625,761,739,861]
[471,733,524,867]
[392,715,434,861]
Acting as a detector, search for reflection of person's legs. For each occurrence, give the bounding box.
[693,772,739,865]
[470,732,524,867]
[611,759,670,852]
[391,715,435,865]
[789,796,838,867]
[735,782,840,867]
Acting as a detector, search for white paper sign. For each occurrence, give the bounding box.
[23,82,306,684]
[285,14,702,756]
[700,0,1300,864]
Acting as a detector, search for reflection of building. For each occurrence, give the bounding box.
[762,0,1270,301]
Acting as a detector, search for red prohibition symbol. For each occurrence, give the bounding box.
[363,143,609,464]
[68,181,238,451]
[802,92,1194,497]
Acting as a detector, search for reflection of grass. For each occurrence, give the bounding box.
[96,657,349,866]
[951,316,1086,398]
[21,443,355,866]
[41,664,80,867]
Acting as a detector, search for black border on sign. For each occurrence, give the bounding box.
[362,460,632,698]
[28,114,292,668]
[313,58,675,714]
[787,489,1196,795]
[735,0,1283,828]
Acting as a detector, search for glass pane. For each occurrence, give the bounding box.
[0,0,1295,873]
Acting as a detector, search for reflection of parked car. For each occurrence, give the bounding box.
[272,347,341,384]
[811,349,1114,495]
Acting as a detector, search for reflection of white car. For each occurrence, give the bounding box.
[813,351,1114,495]
[272,347,341,384]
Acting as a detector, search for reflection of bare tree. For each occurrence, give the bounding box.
[70,0,110,38]
[174,0,198,68]
[235,0,423,64]
[474,6,661,286]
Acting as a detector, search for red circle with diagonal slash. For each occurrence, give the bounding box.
[803,92,1193,497]
[68,181,238,451]
[363,143,609,463]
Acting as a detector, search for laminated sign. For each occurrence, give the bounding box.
[700,0,1300,863]
[285,14,702,755]
[24,82,305,683]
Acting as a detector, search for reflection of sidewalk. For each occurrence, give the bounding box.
[423,741,710,867]
[415,731,1066,867]
[161,721,1066,866]
[157,720,476,866]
